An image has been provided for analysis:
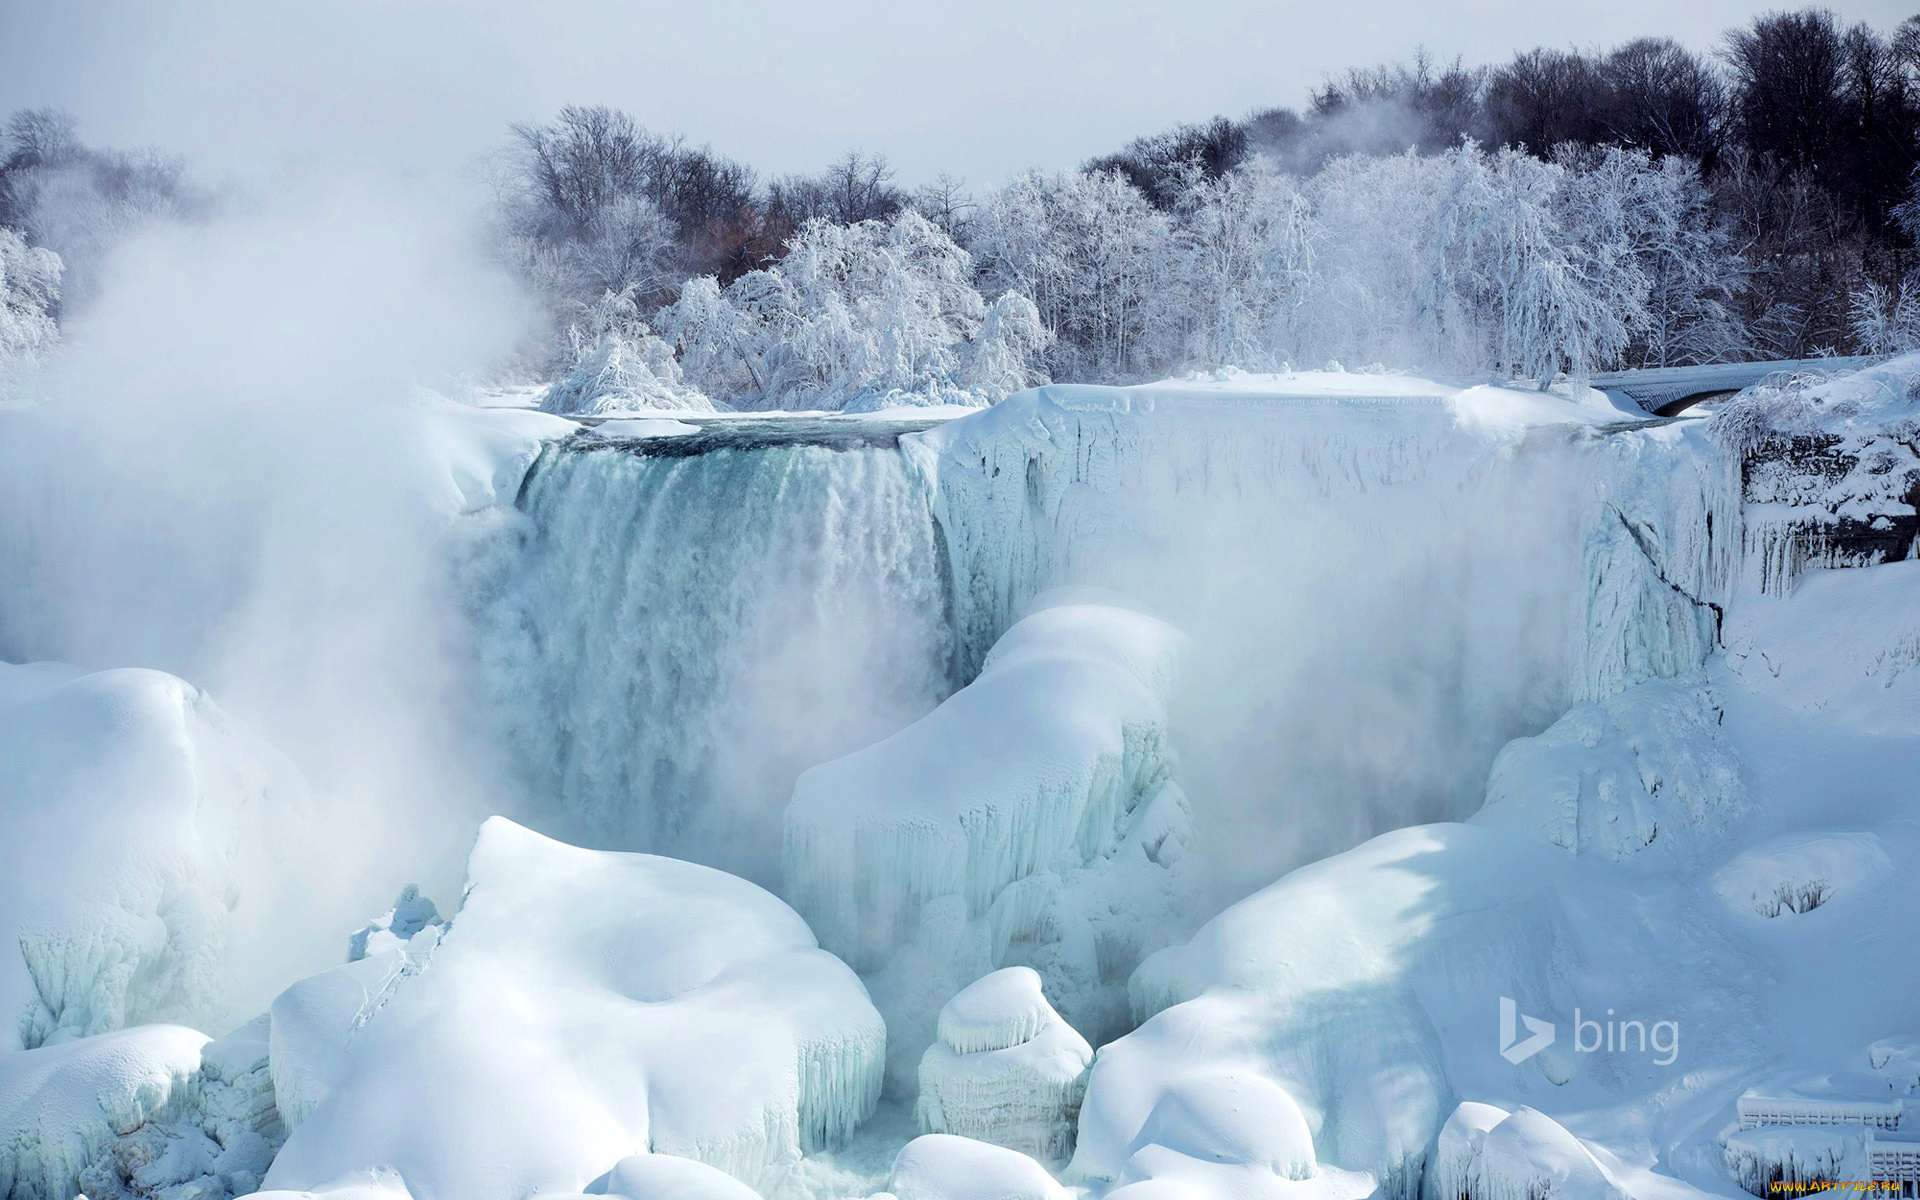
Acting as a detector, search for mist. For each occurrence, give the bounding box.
[0,179,538,1010]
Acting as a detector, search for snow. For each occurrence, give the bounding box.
[916,968,1092,1166]
[587,416,701,438]
[1722,561,1920,734]
[596,1151,767,1199]
[783,591,1196,1089]
[885,1134,1067,1200]
[1468,1107,1628,1200]
[1473,674,1745,864]
[1713,354,1920,594]
[0,1025,206,1200]
[260,818,885,1199]
[934,968,1060,1057]
[77,1016,286,1200]
[0,661,309,1051]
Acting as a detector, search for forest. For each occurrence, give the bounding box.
[4,7,1919,409]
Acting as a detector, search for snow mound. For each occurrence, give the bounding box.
[262,818,884,1198]
[1425,1102,1512,1200]
[1464,1107,1627,1200]
[0,1024,206,1200]
[887,1134,1067,1200]
[784,593,1196,1090]
[597,1150,766,1199]
[1473,675,1745,863]
[1711,831,1890,920]
[935,967,1059,1056]
[916,968,1092,1166]
[0,662,308,1051]
[1082,824,1614,1198]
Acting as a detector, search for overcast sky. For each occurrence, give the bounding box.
[2,0,1914,191]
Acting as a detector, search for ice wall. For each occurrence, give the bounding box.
[466,423,956,879]
[905,378,1741,891]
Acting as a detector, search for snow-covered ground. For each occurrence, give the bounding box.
[2,358,1916,1200]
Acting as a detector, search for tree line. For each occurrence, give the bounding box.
[5,7,1920,407]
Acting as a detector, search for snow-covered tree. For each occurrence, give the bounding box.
[0,225,61,386]
[964,290,1052,402]
[968,169,1176,382]
[540,286,713,414]
[661,209,1041,410]
[1169,161,1315,369]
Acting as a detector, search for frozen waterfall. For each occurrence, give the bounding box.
[465,420,959,880]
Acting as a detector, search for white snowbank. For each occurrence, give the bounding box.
[262,818,884,1198]
[1473,674,1745,863]
[0,662,309,1051]
[784,592,1196,1088]
[887,1134,1067,1200]
[917,968,1091,1165]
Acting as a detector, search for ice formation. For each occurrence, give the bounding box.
[75,1016,287,1200]
[886,1134,1068,1200]
[261,818,885,1198]
[0,661,308,1051]
[1473,674,1746,863]
[0,1015,282,1200]
[343,886,444,964]
[916,968,1092,1165]
[1712,354,1920,594]
[784,591,1197,1089]
[0,1025,207,1200]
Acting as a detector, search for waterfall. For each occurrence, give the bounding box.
[465,425,957,884]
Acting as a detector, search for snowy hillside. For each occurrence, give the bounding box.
[1,355,1917,1200]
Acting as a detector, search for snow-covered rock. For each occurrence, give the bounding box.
[1473,675,1745,863]
[784,592,1197,1090]
[1072,817,1730,1200]
[0,662,308,1051]
[1711,354,1920,595]
[916,968,1092,1165]
[261,818,885,1198]
[887,1134,1068,1200]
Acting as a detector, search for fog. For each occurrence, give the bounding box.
[0,181,535,1009]
[3,0,1901,189]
